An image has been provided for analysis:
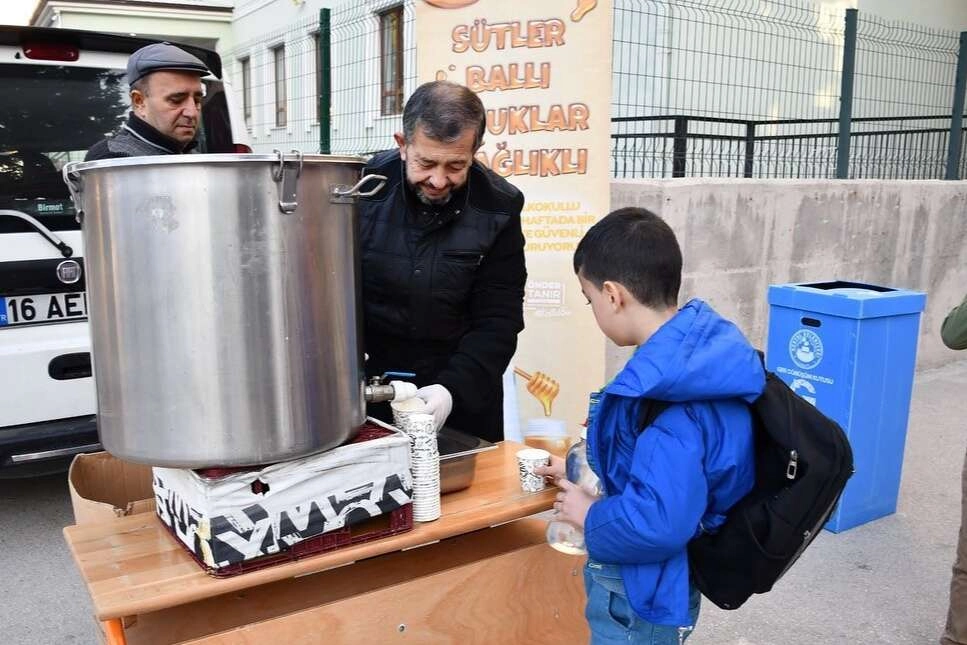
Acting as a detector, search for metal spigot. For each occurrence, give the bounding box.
[364,371,418,403]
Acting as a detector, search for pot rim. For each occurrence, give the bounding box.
[65,152,368,174]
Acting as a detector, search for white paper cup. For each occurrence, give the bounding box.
[413,507,441,522]
[516,448,551,493]
[391,398,431,431]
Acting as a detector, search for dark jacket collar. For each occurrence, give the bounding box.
[123,112,198,154]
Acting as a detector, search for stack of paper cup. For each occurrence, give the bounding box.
[391,399,441,522]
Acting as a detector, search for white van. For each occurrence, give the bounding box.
[0,26,249,475]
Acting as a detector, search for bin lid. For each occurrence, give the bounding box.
[767,280,926,319]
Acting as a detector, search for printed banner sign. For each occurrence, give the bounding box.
[416,0,614,446]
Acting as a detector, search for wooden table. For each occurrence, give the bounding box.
[64,441,590,644]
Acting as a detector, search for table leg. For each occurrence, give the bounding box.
[103,619,127,645]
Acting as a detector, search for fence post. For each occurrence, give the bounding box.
[744,122,755,178]
[319,8,332,155]
[945,31,967,180]
[836,8,858,179]
[673,117,687,178]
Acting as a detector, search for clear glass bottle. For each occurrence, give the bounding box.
[547,393,602,555]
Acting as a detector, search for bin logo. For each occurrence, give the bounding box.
[790,378,818,406]
[789,329,824,370]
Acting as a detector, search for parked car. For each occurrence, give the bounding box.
[0,25,250,476]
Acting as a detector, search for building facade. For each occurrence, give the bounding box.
[30,0,234,53]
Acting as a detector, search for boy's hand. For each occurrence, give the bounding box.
[552,479,595,530]
[534,455,565,483]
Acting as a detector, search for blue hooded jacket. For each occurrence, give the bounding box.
[584,299,766,627]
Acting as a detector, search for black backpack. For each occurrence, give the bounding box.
[637,369,854,610]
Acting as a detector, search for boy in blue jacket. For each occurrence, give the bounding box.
[540,207,765,643]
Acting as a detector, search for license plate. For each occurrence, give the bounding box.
[0,292,87,327]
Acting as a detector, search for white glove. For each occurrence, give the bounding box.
[389,380,418,402]
[415,384,453,433]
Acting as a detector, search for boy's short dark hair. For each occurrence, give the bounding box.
[573,207,682,309]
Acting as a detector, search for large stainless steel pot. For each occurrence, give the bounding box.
[63,152,384,467]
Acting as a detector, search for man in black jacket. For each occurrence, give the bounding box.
[85,43,209,161]
[360,81,527,443]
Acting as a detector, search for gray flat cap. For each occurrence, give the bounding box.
[127,42,210,86]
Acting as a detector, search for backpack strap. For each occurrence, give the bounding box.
[636,398,672,435]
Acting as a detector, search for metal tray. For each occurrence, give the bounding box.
[438,427,497,494]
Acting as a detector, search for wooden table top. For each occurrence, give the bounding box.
[63,440,555,621]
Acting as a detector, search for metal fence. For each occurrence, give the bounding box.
[612,114,967,179]
[852,12,959,120]
[612,0,844,122]
[611,0,965,179]
[222,0,967,179]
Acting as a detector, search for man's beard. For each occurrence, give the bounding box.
[402,161,453,206]
[412,182,451,207]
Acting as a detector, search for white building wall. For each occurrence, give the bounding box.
[223,14,323,152]
[859,0,967,32]
[232,0,341,43]
[225,0,406,154]
[31,1,234,52]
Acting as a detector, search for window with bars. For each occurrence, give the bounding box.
[379,6,403,116]
[240,57,251,123]
[272,45,286,127]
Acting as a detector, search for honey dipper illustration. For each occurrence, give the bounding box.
[572,0,597,22]
[514,367,560,417]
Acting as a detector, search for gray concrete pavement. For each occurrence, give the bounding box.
[0,468,99,643]
[1,360,964,644]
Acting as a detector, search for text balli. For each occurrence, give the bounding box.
[450,15,591,180]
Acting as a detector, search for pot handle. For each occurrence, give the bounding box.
[331,174,387,203]
[62,163,84,224]
[273,149,304,214]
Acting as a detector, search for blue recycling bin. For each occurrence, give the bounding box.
[766,280,926,533]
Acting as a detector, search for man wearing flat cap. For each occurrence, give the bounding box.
[85,42,210,161]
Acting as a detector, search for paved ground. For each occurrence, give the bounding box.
[1,360,964,644]
[694,360,964,645]
[0,468,98,643]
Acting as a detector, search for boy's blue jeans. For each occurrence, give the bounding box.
[584,560,700,645]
